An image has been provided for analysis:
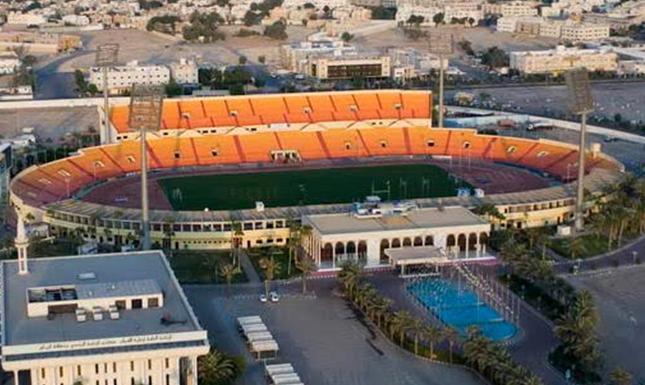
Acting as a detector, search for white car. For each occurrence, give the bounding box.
[259,294,268,303]
[269,291,280,303]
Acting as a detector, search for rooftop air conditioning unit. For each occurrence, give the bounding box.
[76,308,87,322]
[256,201,265,212]
[92,307,104,321]
[108,305,120,320]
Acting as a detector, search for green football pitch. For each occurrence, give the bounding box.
[159,164,468,211]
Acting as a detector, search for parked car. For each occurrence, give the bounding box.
[269,291,280,303]
[259,294,268,303]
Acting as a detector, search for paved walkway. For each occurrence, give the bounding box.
[239,250,261,284]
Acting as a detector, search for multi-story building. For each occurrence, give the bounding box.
[0,32,82,54]
[6,12,46,25]
[0,144,11,207]
[618,60,645,75]
[308,55,391,80]
[0,249,210,385]
[509,46,618,75]
[560,22,610,41]
[280,38,358,73]
[397,2,483,26]
[0,51,20,75]
[169,58,199,85]
[483,1,539,17]
[89,61,171,94]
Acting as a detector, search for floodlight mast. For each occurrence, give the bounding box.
[429,32,454,129]
[565,67,595,232]
[95,44,119,145]
[129,85,164,250]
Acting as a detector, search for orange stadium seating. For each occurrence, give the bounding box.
[14,124,621,208]
[109,91,431,133]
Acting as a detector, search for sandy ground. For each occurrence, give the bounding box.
[46,26,313,73]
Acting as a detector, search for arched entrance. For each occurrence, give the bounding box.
[403,237,412,247]
[457,234,467,253]
[380,239,390,264]
[413,236,423,247]
[391,238,401,248]
[321,243,333,269]
[425,235,434,246]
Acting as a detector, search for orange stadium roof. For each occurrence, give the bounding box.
[109,90,432,134]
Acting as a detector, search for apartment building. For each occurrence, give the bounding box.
[483,1,539,17]
[0,51,20,75]
[280,38,358,73]
[169,58,199,85]
[308,56,391,80]
[89,61,171,94]
[0,250,209,385]
[6,12,46,25]
[509,45,618,75]
[560,22,610,41]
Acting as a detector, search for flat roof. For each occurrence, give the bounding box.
[1,251,202,347]
[304,206,488,236]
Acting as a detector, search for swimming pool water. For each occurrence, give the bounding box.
[408,278,518,341]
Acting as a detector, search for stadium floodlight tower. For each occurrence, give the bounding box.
[565,67,595,233]
[95,43,119,144]
[128,84,164,250]
[428,32,454,129]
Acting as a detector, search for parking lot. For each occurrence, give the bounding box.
[184,280,485,385]
[569,264,645,382]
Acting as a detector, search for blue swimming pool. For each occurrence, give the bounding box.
[407,278,518,341]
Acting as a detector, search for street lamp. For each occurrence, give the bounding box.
[95,44,119,145]
[128,84,164,250]
[565,67,594,232]
[428,32,454,129]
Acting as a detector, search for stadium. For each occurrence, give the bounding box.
[9,90,623,270]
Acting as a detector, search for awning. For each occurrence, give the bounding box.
[385,246,452,266]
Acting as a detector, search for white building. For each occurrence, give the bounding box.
[7,12,47,25]
[89,61,171,94]
[510,45,618,75]
[0,51,20,75]
[308,55,391,80]
[302,205,491,270]
[169,58,199,85]
[560,22,610,41]
[0,250,210,385]
[62,14,91,26]
[483,1,539,17]
[280,38,358,73]
[618,60,645,75]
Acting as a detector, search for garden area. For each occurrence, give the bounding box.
[247,246,299,280]
[548,233,611,260]
[169,250,246,284]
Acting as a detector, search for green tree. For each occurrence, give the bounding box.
[197,349,239,385]
[218,262,236,288]
[295,255,316,293]
[442,326,460,364]
[238,55,247,65]
[432,12,444,25]
[609,368,633,385]
[340,31,354,42]
[259,256,280,297]
[263,20,288,40]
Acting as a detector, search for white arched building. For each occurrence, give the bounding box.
[302,206,492,270]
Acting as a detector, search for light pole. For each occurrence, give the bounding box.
[128,84,164,250]
[95,44,119,145]
[565,67,595,233]
[429,32,454,129]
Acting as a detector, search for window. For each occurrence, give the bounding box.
[462,141,471,149]
[166,375,170,385]
[211,149,219,157]
[174,151,181,159]
[96,364,99,374]
[344,142,352,150]
[131,298,143,309]
[379,140,387,148]
[116,300,126,309]
[148,376,152,385]
[130,362,135,371]
[426,140,435,147]
[42,369,46,379]
[148,297,159,308]
[77,366,82,376]
[113,363,117,372]
[165,358,169,369]
[148,360,152,370]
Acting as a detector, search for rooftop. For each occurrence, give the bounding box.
[304,206,489,235]
[1,251,202,347]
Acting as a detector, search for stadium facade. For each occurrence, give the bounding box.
[9,90,623,270]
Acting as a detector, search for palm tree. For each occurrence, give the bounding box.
[609,367,633,385]
[259,256,280,297]
[568,236,585,260]
[423,324,442,359]
[409,318,425,355]
[218,262,236,289]
[162,216,176,256]
[197,349,238,385]
[230,220,244,269]
[337,261,362,300]
[295,255,316,293]
[370,297,392,329]
[442,326,460,364]
[286,219,300,276]
[389,310,414,347]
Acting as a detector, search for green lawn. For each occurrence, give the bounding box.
[159,164,467,210]
[548,234,610,259]
[247,247,299,280]
[169,250,247,284]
